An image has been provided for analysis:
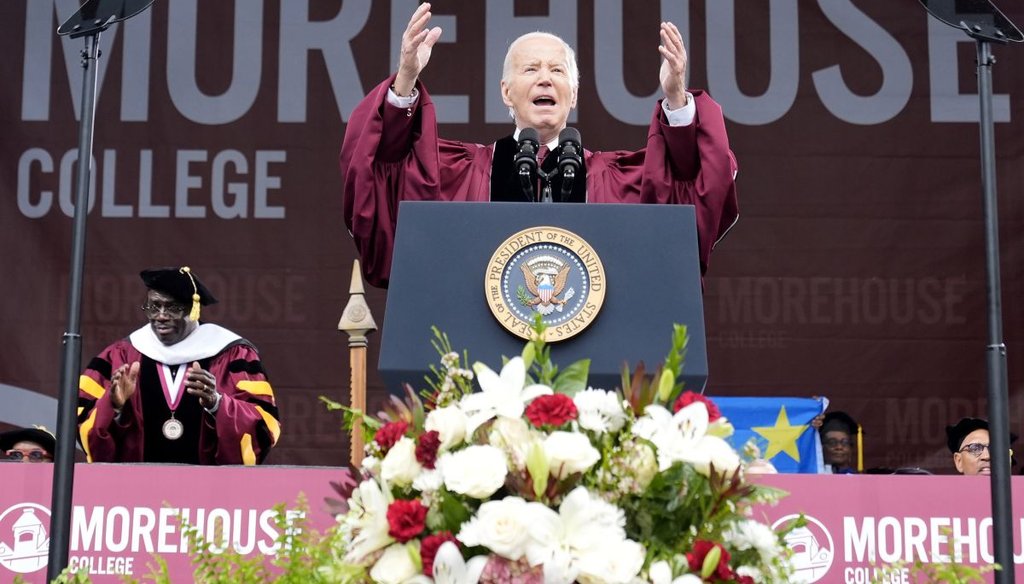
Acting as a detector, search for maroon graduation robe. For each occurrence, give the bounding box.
[77,335,280,465]
[341,76,739,288]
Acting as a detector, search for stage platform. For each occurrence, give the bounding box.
[2,464,1021,582]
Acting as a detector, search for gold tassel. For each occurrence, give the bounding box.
[856,424,863,472]
[180,266,202,321]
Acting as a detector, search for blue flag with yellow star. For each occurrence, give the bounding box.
[714,396,827,473]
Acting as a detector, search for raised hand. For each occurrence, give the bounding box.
[110,362,140,410]
[394,2,443,97]
[658,22,688,109]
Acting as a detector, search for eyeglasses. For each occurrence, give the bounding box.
[141,302,187,318]
[5,449,51,462]
[823,438,853,448]
[959,443,990,457]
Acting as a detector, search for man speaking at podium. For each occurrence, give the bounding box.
[76,267,281,465]
[341,3,738,288]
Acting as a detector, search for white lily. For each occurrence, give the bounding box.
[342,478,394,565]
[461,357,552,436]
[525,487,635,584]
[632,402,738,475]
[431,541,487,584]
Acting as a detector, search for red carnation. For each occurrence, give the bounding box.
[375,420,410,450]
[420,531,459,576]
[387,499,428,542]
[525,394,578,427]
[416,430,441,469]
[673,391,722,422]
[686,540,732,581]
[735,575,754,584]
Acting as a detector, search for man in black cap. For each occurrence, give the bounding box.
[945,417,1014,476]
[817,411,860,474]
[76,267,280,465]
[0,426,55,463]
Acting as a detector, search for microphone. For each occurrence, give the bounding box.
[514,128,540,201]
[557,127,582,201]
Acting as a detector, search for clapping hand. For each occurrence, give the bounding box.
[186,361,220,409]
[110,362,140,410]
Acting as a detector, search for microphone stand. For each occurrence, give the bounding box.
[537,167,559,203]
[50,1,153,579]
[918,3,1021,582]
[518,164,536,202]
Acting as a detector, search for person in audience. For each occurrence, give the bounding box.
[0,426,55,462]
[815,411,860,474]
[77,266,281,465]
[946,417,1016,476]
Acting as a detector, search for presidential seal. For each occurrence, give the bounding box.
[485,226,606,341]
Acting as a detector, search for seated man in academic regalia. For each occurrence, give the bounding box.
[340,3,739,288]
[76,267,280,464]
[945,417,1017,476]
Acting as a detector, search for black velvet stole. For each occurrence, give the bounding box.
[489,135,587,203]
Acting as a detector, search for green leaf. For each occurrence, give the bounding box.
[526,442,550,499]
[522,342,536,370]
[657,368,675,402]
[553,359,590,395]
[438,489,472,530]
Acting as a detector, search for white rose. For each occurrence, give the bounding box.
[577,539,645,584]
[573,388,628,433]
[725,520,780,564]
[440,445,508,499]
[380,437,422,487]
[543,431,600,479]
[425,405,468,450]
[735,566,765,582]
[488,416,540,470]
[412,468,444,493]
[648,561,703,584]
[457,497,543,560]
[369,543,419,584]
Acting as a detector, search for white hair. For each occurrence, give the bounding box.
[501,32,580,121]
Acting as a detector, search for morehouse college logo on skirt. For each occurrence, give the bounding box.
[0,502,50,575]
[772,514,835,583]
[485,226,606,342]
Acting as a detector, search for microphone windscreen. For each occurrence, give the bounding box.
[558,127,581,146]
[519,127,540,145]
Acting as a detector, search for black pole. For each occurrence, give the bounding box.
[47,32,102,581]
[976,39,1015,584]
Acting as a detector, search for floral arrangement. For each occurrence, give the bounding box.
[326,323,795,584]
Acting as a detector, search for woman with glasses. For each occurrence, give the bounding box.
[0,426,55,463]
[816,411,862,474]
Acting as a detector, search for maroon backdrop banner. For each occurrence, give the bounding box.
[2,1,1023,471]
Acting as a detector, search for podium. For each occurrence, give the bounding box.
[379,201,708,394]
